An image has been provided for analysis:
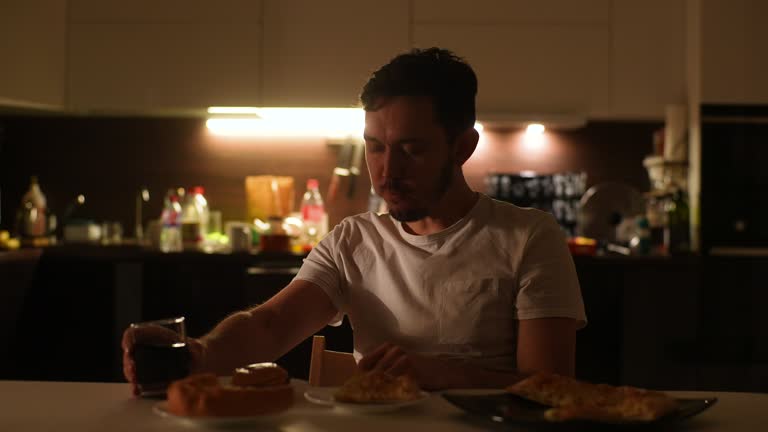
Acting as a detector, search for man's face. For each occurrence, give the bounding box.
[364,96,455,222]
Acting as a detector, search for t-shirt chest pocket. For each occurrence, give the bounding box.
[436,278,513,344]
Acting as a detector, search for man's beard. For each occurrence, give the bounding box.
[388,159,454,222]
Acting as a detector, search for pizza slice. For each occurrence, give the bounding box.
[506,372,679,422]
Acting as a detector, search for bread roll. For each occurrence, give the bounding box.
[231,362,289,387]
[166,373,293,417]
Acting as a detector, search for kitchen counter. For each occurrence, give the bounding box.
[1,243,307,264]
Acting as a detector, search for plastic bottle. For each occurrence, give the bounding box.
[191,186,210,236]
[160,191,183,253]
[300,179,328,248]
[19,176,48,238]
[180,187,208,250]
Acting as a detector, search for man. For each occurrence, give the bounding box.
[123,48,585,393]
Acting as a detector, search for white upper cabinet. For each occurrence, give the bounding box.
[700,0,768,104]
[260,0,411,107]
[413,0,613,116]
[0,0,67,109]
[608,0,687,119]
[68,0,262,112]
[11,1,762,116]
[414,0,688,119]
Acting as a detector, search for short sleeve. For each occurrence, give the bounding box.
[515,214,587,327]
[293,223,347,326]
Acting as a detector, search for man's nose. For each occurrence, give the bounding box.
[382,149,404,179]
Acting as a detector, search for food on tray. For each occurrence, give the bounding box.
[166,365,293,417]
[506,372,679,422]
[334,370,422,403]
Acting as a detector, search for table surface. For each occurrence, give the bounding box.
[1,380,765,432]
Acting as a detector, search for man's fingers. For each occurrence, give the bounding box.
[122,327,140,396]
[386,355,412,377]
[121,328,135,353]
[372,345,405,373]
[358,343,393,371]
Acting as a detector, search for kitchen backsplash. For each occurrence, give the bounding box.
[0,116,657,235]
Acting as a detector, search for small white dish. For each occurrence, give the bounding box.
[303,387,430,414]
[153,401,282,427]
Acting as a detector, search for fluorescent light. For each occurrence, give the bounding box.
[207,107,364,138]
[207,107,263,115]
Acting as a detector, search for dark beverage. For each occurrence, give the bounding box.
[133,342,190,396]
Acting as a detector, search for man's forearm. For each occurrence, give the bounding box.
[191,281,339,376]
[197,308,284,375]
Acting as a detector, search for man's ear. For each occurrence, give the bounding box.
[454,127,479,165]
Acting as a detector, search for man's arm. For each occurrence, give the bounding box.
[359,317,577,390]
[516,317,577,376]
[196,279,338,375]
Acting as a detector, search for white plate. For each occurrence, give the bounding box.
[153,401,282,427]
[303,387,430,414]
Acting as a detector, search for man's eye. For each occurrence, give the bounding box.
[366,142,385,153]
[403,144,424,156]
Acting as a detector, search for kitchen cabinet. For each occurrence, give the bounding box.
[67,0,263,112]
[413,0,613,116]
[260,0,411,107]
[608,0,687,119]
[700,0,768,104]
[414,0,687,119]
[0,0,67,110]
[8,1,762,118]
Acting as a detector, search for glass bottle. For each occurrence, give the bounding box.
[18,176,48,238]
[665,189,690,255]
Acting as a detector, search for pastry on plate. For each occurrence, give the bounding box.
[506,372,679,422]
[334,370,422,403]
[166,364,293,417]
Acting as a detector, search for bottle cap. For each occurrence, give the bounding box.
[307,179,319,189]
[191,186,205,195]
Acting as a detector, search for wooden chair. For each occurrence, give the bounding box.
[308,335,357,386]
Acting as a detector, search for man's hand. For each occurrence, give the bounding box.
[359,342,533,390]
[121,326,206,396]
[358,343,444,389]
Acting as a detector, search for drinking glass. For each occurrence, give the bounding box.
[130,316,191,397]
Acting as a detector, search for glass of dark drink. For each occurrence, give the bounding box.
[130,316,191,397]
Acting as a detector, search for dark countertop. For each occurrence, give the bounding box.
[0,244,307,267]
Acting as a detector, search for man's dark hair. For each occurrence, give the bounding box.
[360,47,477,142]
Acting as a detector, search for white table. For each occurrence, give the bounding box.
[0,380,765,431]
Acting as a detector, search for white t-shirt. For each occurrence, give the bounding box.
[294,193,586,370]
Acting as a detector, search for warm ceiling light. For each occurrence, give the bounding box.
[526,123,546,135]
[523,123,547,151]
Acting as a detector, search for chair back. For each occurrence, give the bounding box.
[308,335,357,386]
